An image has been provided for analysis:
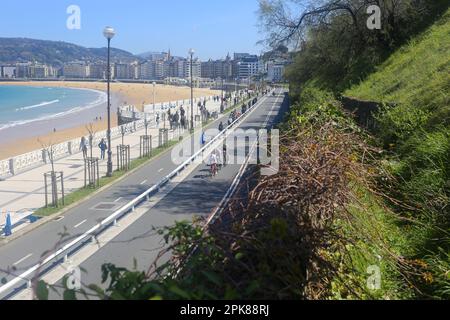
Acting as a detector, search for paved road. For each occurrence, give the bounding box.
[0,89,289,300]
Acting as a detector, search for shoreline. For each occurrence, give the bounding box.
[0,81,219,160]
[0,85,107,132]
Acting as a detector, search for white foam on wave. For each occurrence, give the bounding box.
[0,88,107,132]
[15,99,60,111]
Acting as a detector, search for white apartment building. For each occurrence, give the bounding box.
[115,63,132,79]
[140,61,155,80]
[63,62,89,78]
[88,63,106,79]
[154,60,165,79]
[28,64,57,78]
[267,62,286,82]
[0,66,16,78]
[237,55,262,80]
[16,63,32,78]
[130,62,140,79]
[183,58,201,79]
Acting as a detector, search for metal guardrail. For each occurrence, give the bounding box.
[0,92,264,299]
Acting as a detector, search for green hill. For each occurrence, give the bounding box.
[345,9,450,128]
[281,6,449,299]
[0,38,140,67]
[345,8,450,298]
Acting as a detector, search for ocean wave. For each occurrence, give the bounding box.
[0,89,107,132]
[15,99,60,111]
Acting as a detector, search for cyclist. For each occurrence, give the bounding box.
[209,151,219,177]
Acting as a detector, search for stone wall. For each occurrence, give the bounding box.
[340,96,394,130]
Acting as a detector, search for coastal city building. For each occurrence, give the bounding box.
[0,65,16,78]
[0,50,287,83]
[201,54,233,80]
[114,63,132,80]
[235,54,263,80]
[88,63,106,79]
[63,61,89,79]
[0,63,57,79]
[16,63,32,78]
[266,61,287,83]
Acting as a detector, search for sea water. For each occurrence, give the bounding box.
[0,85,106,131]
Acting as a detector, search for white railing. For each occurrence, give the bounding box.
[0,97,205,178]
[0,91,262,299]
[0,160,10,178]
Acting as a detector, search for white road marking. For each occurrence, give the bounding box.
[140,180,147,185]
[74,219,87,229]
[114,197,122,203]
[13,254,33,267]
[158,168,164,173]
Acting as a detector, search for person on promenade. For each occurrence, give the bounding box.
[222,143,228,167]
[98,139,107,160]
[208,150,219,177]
[80,137,88,159]
[201,131,207,146]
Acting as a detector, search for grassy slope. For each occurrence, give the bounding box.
[283,84,411,299]
[345,8,450,126]
[341,8,450,299]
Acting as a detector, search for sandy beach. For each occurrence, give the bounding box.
[0,81,219,160]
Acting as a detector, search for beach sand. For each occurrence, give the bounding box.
[0,81,219,160]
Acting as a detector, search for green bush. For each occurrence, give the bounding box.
[375,104,430,147]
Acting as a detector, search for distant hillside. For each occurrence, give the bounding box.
[0,38,140,66]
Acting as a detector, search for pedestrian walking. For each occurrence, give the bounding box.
[98,138,107,160]
[80,137,88,159]
[223,143,228,167]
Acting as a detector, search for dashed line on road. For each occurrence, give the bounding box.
[114,197,122,203]
[158,168,164,173]
[13,254,33,267]
[74,219,87,229]
[140,180,148,185]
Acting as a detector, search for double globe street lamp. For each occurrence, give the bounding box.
[103,26,115,177]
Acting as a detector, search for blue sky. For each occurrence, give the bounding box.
[0,0,264,60]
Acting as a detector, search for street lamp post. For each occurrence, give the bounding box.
[221,78,224,113]
[152,81,156,112]
[189,48,195,132]
[103,26,115,177]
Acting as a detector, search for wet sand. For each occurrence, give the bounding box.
[0,81,219,160]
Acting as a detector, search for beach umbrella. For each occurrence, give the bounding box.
[3,212,12,237]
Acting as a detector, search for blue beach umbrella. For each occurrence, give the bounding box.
[3,212,12,237]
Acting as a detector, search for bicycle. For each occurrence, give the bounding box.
[210,163,218,177]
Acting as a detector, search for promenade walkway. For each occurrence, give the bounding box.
[0,98,224,226]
